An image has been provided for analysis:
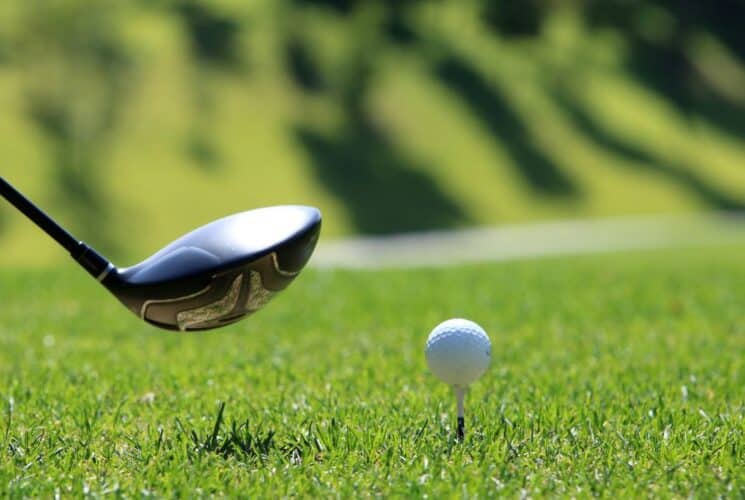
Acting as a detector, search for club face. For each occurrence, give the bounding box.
[102,206,321,331]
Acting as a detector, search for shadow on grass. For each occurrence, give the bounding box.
[52,158,121,255]
[433,56,579,197]
[294,115,470,235]
[28,89,122,254]
[187,131,222,171]
[627,45,745,142]
[284,34,326,93]
[174,0,246,172]
[582,0,745,141]
[553,91,745,211]
[175,1,244,70]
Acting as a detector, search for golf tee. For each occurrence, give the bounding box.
[455,386,466,440]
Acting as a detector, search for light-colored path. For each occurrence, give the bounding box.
[310,213,745,269]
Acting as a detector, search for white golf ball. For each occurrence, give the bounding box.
[425,318,491,387]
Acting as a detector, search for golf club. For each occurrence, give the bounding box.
[0,176,321,331]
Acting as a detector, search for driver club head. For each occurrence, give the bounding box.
[101,205,321,331]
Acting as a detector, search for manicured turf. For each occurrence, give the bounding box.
[1,245,744,496]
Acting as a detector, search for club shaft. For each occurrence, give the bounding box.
[0,177,111,278]
[0,177,80,253]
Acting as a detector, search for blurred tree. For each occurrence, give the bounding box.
[481,0,548,37]
[173,0,247,171]
[288,0,420,47]
[2,0,741,244]
[288,2,471,233]
[585,0,745,62]
[583,0,745,137]
[0,31,7,64]
[295,56,470,233]
[11,0,132,254]
[435,55,579,196]
[176,1,243,68]
[284,34,326,93]
[289,0,360,16]
[0,4,8,231]
[553,89,744,210]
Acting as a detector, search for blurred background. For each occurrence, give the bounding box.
[0,0,744,266]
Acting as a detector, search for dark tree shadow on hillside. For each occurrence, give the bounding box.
[623,41,745,141]
[480,0,745,140]
[27,98,120,255]
[553,91,745,211]
[434,56,580,197]
[53,157,120,254]
[185,76,223,172]
[19,0,131,257]
[480,0,546,38]
[175,0,247,172]
[176,1,244,70]
[284,35,326,93]
[27,93,123,253]
[289,0,359,15]
[584,0,745,141]
[585,0,745,65]
[291,39,470,234]
[382,3,419,46]
[294,117,470,234]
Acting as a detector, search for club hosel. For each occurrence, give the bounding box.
[72,242,113,281]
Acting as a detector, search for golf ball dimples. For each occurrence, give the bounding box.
[425,318,491,387]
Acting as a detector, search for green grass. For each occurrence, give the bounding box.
[1,245,744,496]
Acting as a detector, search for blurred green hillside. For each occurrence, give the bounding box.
[0,0,744,266]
